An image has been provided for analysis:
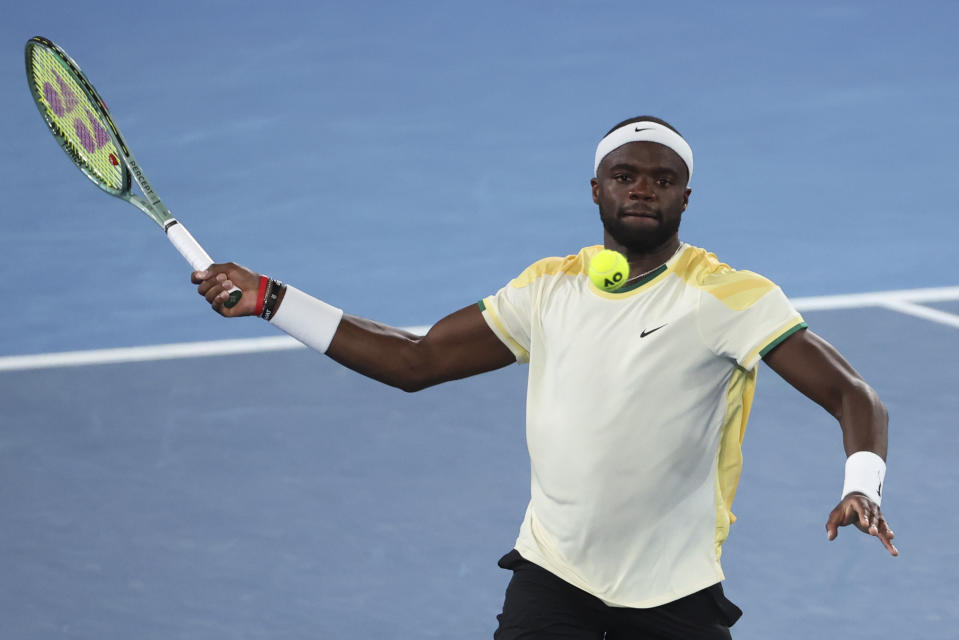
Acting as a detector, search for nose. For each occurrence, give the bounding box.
[628,176,654,199]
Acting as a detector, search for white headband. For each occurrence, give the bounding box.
[593,121,694,181]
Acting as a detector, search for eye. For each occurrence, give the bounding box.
[656,178,673,187]
[613,173,632,183]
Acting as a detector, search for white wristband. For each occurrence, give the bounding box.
[269,285,344,354]
[841,451,885,506]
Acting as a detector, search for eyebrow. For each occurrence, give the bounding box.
[607,163,680,178]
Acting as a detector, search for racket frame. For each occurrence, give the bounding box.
[25,36,240,307]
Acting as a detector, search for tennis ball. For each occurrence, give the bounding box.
[589,249,630,291]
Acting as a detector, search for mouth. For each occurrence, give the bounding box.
[620,208,659,220]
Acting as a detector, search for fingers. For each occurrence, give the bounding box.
[876,515,899,556]
[195,272,229,303]
[209,275,234,306]
[210,274,233,303]
[841,492,873,534]
[191,263,259,317]
[825,503,843,540]
[862,501,899,556]
[825,495,899,556]
[862,497,877,534]
[825,495,860,541]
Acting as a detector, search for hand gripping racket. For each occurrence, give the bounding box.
[24,36,242,308]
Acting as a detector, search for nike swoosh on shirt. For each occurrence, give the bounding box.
[640,324,667,338]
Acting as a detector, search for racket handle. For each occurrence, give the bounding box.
[166,221,242,309]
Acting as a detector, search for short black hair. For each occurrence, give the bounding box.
[603,115,682,138]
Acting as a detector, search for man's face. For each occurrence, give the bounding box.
[590,141,691,254]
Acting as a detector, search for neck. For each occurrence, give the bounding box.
[604,235,682,277]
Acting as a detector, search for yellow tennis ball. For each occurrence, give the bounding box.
[589,249,630,291]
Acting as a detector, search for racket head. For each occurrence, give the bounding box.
[25,36,131,198]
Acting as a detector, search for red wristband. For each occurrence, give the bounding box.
[254,275,268,316]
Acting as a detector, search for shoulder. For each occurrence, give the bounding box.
[508,246,601,289]
[674,245,779,310]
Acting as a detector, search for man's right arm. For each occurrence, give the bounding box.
[327,305,516,392]
[192,262,517,392]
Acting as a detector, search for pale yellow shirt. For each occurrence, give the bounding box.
[480,243,805,608]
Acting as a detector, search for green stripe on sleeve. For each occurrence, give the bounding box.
[477,299,487,312]
[759,322,808,358]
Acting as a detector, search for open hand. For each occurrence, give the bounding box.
[826,493,898,556]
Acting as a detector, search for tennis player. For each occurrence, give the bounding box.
[193,115,896,639]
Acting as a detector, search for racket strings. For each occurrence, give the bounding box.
[28,45,125,191]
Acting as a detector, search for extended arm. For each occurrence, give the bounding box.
[192,263,516,392]
[762,328,898,556]
[327,305,517,391]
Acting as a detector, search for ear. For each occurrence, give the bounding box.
[590,177,600,204]
[682,187,691,209]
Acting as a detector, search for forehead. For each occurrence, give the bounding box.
[599,141,687,176]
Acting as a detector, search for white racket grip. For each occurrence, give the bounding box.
[166,220,242,308]
[166,221,214,271]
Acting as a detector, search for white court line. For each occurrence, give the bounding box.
[0,326,432,372]
[875,300,959,330]
[790,285,959,310]
[0,336,303,372]
[2,286,959,373]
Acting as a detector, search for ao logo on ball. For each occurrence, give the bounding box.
[588,249,630,292]
[605,272,623,288]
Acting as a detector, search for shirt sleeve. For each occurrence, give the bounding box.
[697,270,806,370]
[479,265,543,364]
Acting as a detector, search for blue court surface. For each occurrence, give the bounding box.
[2,1,958,638]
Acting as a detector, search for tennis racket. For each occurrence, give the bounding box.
[24,35,242,308]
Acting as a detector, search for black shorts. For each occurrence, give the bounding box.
[494,550,742,640]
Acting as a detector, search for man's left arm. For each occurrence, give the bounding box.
[762,328,899,556]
